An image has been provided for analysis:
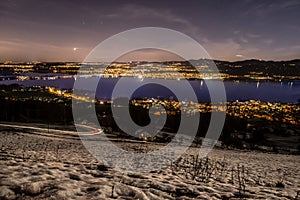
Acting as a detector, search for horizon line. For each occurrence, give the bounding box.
[1,58,300,64]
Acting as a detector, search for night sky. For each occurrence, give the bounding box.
[1,0,300,62]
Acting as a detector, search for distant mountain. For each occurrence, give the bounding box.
[189,59,300,78]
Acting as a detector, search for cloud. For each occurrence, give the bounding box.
[270,0,300,9]
[202,38,260,60]
[274,45,300,52]
[240,37,249,43]
[233,30,241,35]
[268,45,300,60]
[0,39,91,62]
[263,39,273,45]
[103,4,201,37]
[247,33,261,38]
[242,1,300,17]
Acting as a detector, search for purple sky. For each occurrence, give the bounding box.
[1,0,300,62]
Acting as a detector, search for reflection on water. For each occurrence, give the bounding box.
[0,75,299,103]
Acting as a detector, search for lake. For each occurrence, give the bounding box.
[1,74,299,103]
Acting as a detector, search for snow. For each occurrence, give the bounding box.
[0,130,299,199]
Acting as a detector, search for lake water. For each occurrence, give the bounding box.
[1,75,299,103]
